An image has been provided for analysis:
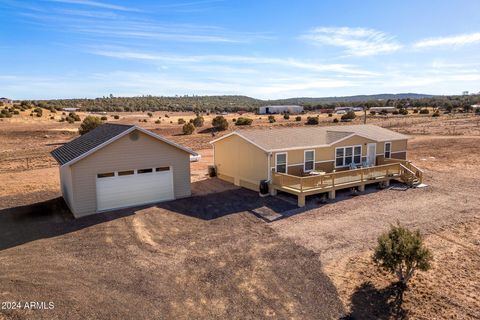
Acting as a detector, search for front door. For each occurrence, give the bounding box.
[366,143,376,166]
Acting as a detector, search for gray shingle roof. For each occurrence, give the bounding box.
[51,123,134,165]
[229,124,408,151]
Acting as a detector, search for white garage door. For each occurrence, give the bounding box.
[96,167,174,211]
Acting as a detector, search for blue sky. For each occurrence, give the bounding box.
[1,0,480,99]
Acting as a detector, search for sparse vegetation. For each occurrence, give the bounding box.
[268,115,276,123]
[235,117,253,126]
[182,122,195,135]
[192,116,204,127]
[341,111,356,121]
[306,116,319,125]
[178,118,186,124]
[419,109,430,114]
[78,116,103,135]
[283,113,290,120]
[295,116,302,121]
[212,115,228,131]
[373,223,433,287]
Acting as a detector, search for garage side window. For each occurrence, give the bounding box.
[118,170,134,176]
[276,153,287,173]
[97,172,114,178]
[138,168,153,174]
[156,167,170,172]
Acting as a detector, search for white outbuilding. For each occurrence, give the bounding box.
[258,105,303,114]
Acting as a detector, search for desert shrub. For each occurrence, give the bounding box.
[235,117,253,126]
[155,120,161,124]
[413,109,419,114]
[380,109,388,115]
[328,113,333,117]
[50,116,55,120]
[399,108,408,115]
[13,110,19,115]
[370,110,376,115]
[268,115,276,123]
[78,116,103,135]
[373,223,432,287]
[100,116,108,121]
[341,111,356,120]
[333,118,339,123]
[192,116,204,127]
[295,116,301,121]
[114,115,120,119]
[182,122,195,135]
[212,115,228,131]
[283,113,290,120]
[59,117,65,122]
[66,116,75,123]
[33,107,42,114]
[68,112,81,121]
[232,118,236,122]
[165,114,169,118]
[432,111,440,117]
[392,110,399,115]
[0,113,4,118]
[177,118,185,125]
[306,116,319,125]
[147,112,153,117]
[419,109,429,114]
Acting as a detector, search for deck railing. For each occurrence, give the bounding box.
[382,158,423,183]
[271,162,417,193]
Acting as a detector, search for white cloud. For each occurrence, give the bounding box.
[89,48,379,76]
[47,0,140,12]
[301,27,402,56]
[413,32,480,48]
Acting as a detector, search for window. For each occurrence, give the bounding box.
[97,172,114,178]
[137,168,153,174]
[156,167,170,172]
[118,170,134,176]
[275,153,287,173]
[335,146,362,167]
[384,142,392,159]
[354,146,362,164]
[304,150,314,172]
[335,148,344,167]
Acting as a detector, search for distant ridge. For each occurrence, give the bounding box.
[267,93,435,104]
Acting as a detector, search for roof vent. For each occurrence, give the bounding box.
[129,131,139,141]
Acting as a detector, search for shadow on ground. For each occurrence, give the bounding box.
[342,281,408,320]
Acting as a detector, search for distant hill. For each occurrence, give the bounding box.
[268,93,435,105]
[17,92,479,113]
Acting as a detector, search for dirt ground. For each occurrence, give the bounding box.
[0,112,479,319]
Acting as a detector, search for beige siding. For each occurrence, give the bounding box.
[270,136,409,175]
[59,165,74,211]
[213,134,268,191]
[69,130,191,217]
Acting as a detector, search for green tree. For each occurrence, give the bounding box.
[79,116,103,135]
[192,115,204,127]
[373,223,432,287]
[182,122,195,135]
[306,116,319,125]
[235,117,253,126]
[341,111,356,120]
[212,116,228,131]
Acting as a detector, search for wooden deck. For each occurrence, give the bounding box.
[271,160,423,207]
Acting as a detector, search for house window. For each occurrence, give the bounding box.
[335,148,344,167]
[335,146,362,167]
[304,150,314,172]
[97,172,114,178]
[276,153,287,173]
[118,170,134,176]
[385,142,392,159]
[354,146,362,164]
[138,168,153,174]
[156,167,170,172]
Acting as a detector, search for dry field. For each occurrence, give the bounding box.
[0,110,479,319]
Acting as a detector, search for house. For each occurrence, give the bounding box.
[211,124,422,207]
[258,105,303,114]
[51,124,197,218]
[63,107,79,112]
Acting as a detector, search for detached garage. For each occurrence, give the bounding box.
[51,124,197,218]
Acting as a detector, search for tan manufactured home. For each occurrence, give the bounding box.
[211,124,422,207]
[51,124,197,218]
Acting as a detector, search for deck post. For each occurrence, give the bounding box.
[297,194,306,207]
[358,184,365,192]
[328,190,336,199]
